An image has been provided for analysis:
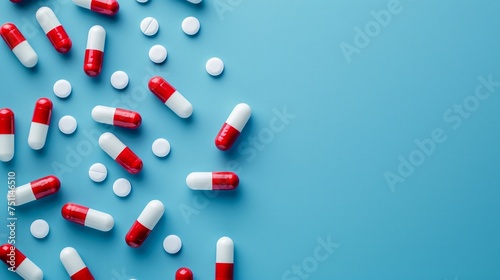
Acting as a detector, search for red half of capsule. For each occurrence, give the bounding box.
[216,263,234,280]
[0,108,14,134]
[213,172,239,190]
[0,23,25,50]
[0,244,27,269]
[84,49,104,77]
[71,267,94,280]
[114,108,141,129]
[32,98,53,125]
[116,147,143,174]
[10,0,23,3]
[31,175,60,200]
[125,221,150,248]
[176,267,193,280]
[61,203,89,226]
[47,26,72,53]
[91,0,120,16]
[215,123,241,151]
[148,76,176,103]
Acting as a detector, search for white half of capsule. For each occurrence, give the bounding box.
[16,257,43,280]
[9,183,36,206]
[0,134,14,162]
[86,25,105,51]
[165,91,193,118]
[12,41,38,68]
[28,122,48,150]
[92,105,115,125]
[72,0,91,10]
[186,172,212,190]
[216,236,234,263]
[85,209,114,231]
[226,103,251,132]
[137,200,164,229]
[60,247,87,277]
[36,7,61,34]
[98,132,126,160]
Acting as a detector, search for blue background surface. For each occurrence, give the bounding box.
[1,0,500,279]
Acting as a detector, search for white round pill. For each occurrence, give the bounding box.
[163,235,182,254]
[137,0,148,3]
[206,57,224,76]
[89,163,107,183]
[152,138,171,157]
[113,178,131,197]
[149,45,168,64]
[53,79,72,98]
[182,16,200,36]
[58,115,77,135]
[141,17,159,36]
[186,0,202,3]
[110,71,129,90]
[30,219,49,239]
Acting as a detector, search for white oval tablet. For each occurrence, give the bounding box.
[152,138,171,157]
[141,17,159,36]
[163,235,182,254]
[149,45,167,64]
[30,219,49,239]
[137,0,148,3]
[58,115,77,135]
[186,0,202,3]
[89,163,107,183]
[53,79,72,98]
[182,16,200,36]
[206,57,224,76]
[110,71,129,90]
[113,178,131,197]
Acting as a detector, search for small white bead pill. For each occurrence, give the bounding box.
[149,45,167,64]
[186,0,202,3]
[30,219,49,239]
[58,115,77,135]
[182,16,200,36]
[110,71,129,90]
[89,163,107,183]
[141,17,159,36]
[152,138,171,157]
[53,79,72,98]
[206,57,224,76]
[113,178,132,197]
[163,235,182,254]
[137,0,148,3]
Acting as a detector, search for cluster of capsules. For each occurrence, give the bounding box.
[0,0,251,279]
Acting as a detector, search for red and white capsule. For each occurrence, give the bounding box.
[60,247,95,280]
[92,105,142,129]
[0,23,38,68]
[72,0,120,16]
[216,237,234,280]
[186,172,239,191]
[176,267,193,280]
[84,25,106,77]
[36,7,72,53]
[125,200,164,248]
[8,175,60,206]
[148,76,193,118]
[61,203,114,232]
[0,244,43,280]
[98,132,143,174]
[215,103,251,151]
[0,108,14,162]
[28,97,52,150]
